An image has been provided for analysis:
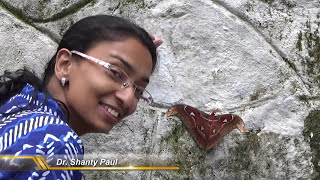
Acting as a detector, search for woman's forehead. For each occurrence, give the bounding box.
[85,39,153,82]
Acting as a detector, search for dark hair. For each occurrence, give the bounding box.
[0,15,157,111]
[0,68,42,107]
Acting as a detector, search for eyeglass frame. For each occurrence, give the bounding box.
[70,50,153,105]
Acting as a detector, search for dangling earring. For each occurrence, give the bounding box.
[61,77,67,86]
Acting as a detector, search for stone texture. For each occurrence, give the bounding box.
[303,110,320,179]
[0,0,319,179]
[215,0,320,95]
[1,0,89,21]
[0,6,56,76]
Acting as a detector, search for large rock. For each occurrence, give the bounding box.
[0,6,56,76]
[0,0,319,179]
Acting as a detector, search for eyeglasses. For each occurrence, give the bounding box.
[71,50,153,106]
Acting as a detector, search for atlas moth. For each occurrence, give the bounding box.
[166,104,247,151]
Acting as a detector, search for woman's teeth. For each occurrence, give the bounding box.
[102,104,119,118]
[108,108,119,118]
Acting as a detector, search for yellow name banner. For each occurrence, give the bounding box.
[0,156,180,171]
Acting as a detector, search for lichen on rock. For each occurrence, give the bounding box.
[303,110,320,179]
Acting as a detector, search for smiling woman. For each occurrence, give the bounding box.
[0,15,160,179]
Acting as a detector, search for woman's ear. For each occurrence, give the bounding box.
[55,48,73,80]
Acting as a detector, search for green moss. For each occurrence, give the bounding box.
[296,31,303,51]
[37,1,46,16]
[250,92,260,101]
[303,110,320,179]
[306,20,311,30]
[280,0,296,9]
[282,57,298,73]
[123,0,145,8]
[221,131,310,179]
[34,0,95,23]
[0,1,60,43]
[305,33,320,85]
[58,17,75,36]
[229,130,261,166]
[290,82,298,94]
[0,0,95,43]
[161,122,185,152]
[0,1,32,28]
[108,1,121,13]
[245,2,254,12]
[112,0,146,15]
[125,0,144,4]
[249,88,266,101]
[126,0,139,2]
[260,0,276,4]
[308,37,320,60]
[305,33,314,49]
[277,69,291,84]
[296,20,320,87]
[88,0,98,7]
[299,95,311,107]
[304,20,320,58]
[221,130,263,179]
[160,120,206,178]
[260,0,296,8]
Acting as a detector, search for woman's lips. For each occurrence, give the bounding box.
[99,104,119,125]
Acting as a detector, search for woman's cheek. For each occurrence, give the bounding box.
[127,103,137,116]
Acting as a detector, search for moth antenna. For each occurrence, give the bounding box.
[166,106,180,117]
[235,116,247,133]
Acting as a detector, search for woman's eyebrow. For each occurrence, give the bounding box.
[110,55,134,72]
[110,54,150,83]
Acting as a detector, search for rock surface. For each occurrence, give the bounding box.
[0,0,319,179]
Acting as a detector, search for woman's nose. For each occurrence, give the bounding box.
[114,85,137,108]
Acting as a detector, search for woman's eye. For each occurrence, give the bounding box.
[110,69,122,78]
[108,68,126,82]
[134,87,144,99]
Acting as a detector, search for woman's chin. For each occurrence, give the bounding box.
[92,123,113,134]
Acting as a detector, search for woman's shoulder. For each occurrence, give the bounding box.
[0,110,84,179]
[1,108,65,127]
[0,109,83,156]
[0,108,74,137]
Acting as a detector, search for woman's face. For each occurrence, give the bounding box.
[65,38,153,135]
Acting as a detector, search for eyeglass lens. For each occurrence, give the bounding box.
[71,50,152,105]
[106,65,152,104]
